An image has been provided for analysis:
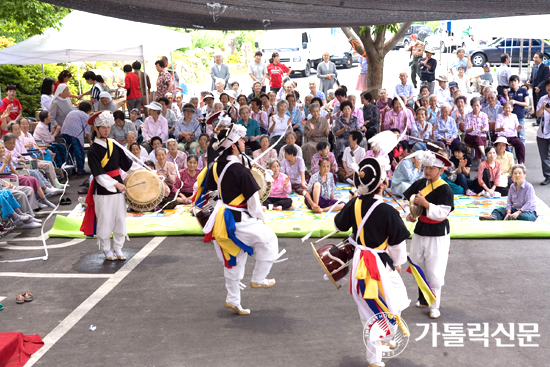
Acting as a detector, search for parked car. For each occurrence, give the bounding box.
[423,27,461,53]
[327,45,359,69]
[395,25,432,49]
[468,38,550,67]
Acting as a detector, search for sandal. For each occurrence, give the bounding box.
[0,303,3,310]
[24,292,33,302]
[16,294,25,304]
[60,198,72,206]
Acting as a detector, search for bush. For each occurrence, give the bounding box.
[0,63,81,116]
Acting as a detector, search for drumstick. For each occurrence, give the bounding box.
[310,230,341,245]
[126,181,146,189]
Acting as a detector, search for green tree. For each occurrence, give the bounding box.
[341,23,412,99]
[0,0,69,41]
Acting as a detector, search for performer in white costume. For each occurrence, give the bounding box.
[402,150,455,319]
[200,123,281,315]
[334,156,411,367]
[80,111,142,261]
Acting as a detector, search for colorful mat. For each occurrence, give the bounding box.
[49,184,550,239]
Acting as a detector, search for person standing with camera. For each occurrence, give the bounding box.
[535,79,550,186]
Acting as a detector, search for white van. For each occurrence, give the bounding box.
[256,28,352,77]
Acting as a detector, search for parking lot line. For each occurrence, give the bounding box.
[25,236,166,366]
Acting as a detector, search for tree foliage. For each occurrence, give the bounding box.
[0,0,69,41]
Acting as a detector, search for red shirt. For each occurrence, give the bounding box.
[124,72,141,99]
[53,81,72,94]
[267,63,290,89]
[0,98,23,121]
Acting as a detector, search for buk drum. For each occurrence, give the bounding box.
[250,165,272,202]
[124,170,164,212]
[311,239,355,289]
[191,190,219,228]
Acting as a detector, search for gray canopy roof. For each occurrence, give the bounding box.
[41,0,548,30]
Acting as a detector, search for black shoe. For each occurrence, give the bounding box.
[532,122,540,126]
[541,178,550,186]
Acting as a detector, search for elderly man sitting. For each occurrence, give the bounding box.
[110,111,137,145]
[480,164,537,221]
[395,71,415,109]
[434,104,460,151]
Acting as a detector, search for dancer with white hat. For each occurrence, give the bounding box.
[402,150,455,319]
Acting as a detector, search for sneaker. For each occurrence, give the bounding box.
[30,217,42,223]
[479,190,486,197]
[479,215,497,220]
[45,187,63,196]
[465,190,476,196]
[37,202,48,209]
[20,222,41,229]
[39,198,56,209]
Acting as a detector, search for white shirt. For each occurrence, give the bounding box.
[436,86,452,106]
[496,64,511,87]
[270,114,291,137]
[537,95,550,139]
[342,145,366,169]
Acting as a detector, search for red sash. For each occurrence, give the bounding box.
[80,170,120,236]
[419,215,444,224]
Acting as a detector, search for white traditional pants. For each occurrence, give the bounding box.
[223,212,279,306]
[409,233,450,310]
[94,193,127,252]
[358,269,409,366]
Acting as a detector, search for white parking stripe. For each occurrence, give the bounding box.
[0,238,86,250]
[0,272,111,278]
[25,236,166,366]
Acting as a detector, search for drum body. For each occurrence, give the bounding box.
[124,170,164,212]
[191,190,219,228]
[311,240,355,289]
[250,165,272,202]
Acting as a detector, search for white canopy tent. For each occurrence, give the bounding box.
[0,10,191,65]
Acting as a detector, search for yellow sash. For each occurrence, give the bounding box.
[211,162,247,261]
[420,178,447,198]
[100,139,114,168]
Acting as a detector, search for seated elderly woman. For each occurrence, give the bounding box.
[305,158,344,214]
[252,134,277,168]
[97,91,117,113]
[0,186,41,228]
[480,164,537,221]
[269,99,293,154]
[17,118,64,189]
[495,102,525,164]
[174,103,201,153]
[278,131,303,161]
[262,158,292,210]
[391,142,425,198]
[280,144,307,194]
[4,127,62,196]
[434,104,460,151]
[311,141,337,177]
[463,97,489,161]
[173,155,200,204]
[333,100,360,161]
[382,97,411,151]
[126,131,148,161]
[236,105,261,151]
[0,140,56,208]
[302,103,329,165]
[110,110,137,145]
[495,136,514,188]
[166,138,187,170]
[154,147,178,209]
[129,143,145,162]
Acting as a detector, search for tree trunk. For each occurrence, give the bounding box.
[341,23,412,100]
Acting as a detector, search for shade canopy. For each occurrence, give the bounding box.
[40,0,550,31]
[0,10,191,65]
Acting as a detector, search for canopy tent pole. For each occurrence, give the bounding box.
[75,63,82,95]
[519,38,523,76]
[41,64,45,79]
[170,51,175,93]
[143,46,150,106]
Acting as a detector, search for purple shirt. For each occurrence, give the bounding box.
[464,111,489,137]
[507,180,536,212]
[280,156,306,184]
[496,113,520,138]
